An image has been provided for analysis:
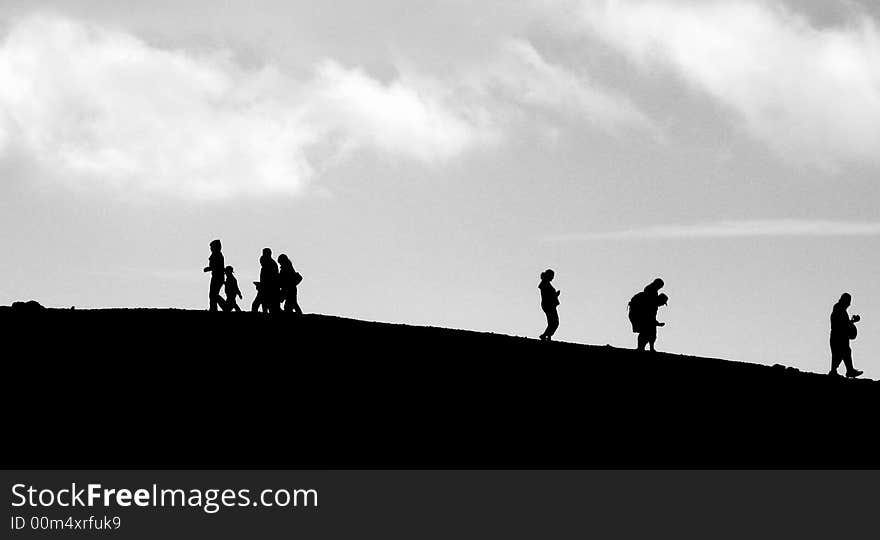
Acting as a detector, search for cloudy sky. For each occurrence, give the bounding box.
[2,0,879,377]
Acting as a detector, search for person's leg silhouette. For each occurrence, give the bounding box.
[287,290,303,314]
[646,327,658,352]
[209,275,223,312]
[541,307,559,340]
[840,347,861,377]
[251,288,263,312]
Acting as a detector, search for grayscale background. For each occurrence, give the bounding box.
[1,1,878,377]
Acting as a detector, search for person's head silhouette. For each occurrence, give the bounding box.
[278,254,291,269]
[839,293,852,307]
[262,247,272,258]
[210,239,222,252]
[225,265,234,276]
[541,269,555,281]
[650,278,664,291]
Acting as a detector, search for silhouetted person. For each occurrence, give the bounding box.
[538,269,560,341]
[203,239,225,311]
[251,248,280,314]
[278,254,303,314]
[223,266,242,312]
[637,293,668,352]
[629,278,666,351]
[829,293,863,378]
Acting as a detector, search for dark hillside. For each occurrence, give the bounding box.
[3,307,877,468]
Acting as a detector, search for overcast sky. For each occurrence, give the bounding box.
[2,0,879,377]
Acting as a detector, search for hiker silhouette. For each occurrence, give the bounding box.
[223,266,243,312]
[278,254,303,314]
[829,293,863,378]
[638,293,668,352]
[203,239,225,311]
[538,269,560,341]
[251,248,280,314]
[628,278,667,351]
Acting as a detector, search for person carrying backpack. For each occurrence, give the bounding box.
[628,278,666,351]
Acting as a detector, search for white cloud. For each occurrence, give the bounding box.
[577,0,880,168]
[0,14,493,199]
[547,219,880,241]
[305,61,493,163]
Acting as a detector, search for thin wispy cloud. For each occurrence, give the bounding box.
[576,0,880,168]
[546,220,880,242]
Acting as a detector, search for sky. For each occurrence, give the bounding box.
[1,0,879,378]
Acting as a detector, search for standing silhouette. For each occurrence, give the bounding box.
[829,293,863,378]
[203,239,225,312]
[278,254,303,314]
[251,248,280,314]
[538,269,560,341]
[223,266,242,312]
[638,293,668,352]
[629,278,666,351]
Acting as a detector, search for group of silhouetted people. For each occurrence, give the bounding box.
[204,240,302,315]
[537,270,863,378]
[204,241,865,378]
[538,271,668,351]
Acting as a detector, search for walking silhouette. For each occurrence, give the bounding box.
[829,293,863,378]
[203,239,225,312]
[278,254,303,314]
[628,278,666,351]
[538,269,560,341]
[251,248,280,314]
[639,293,668,352]
[223,266,242,312]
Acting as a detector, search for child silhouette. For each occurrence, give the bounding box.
[223,266,242,312]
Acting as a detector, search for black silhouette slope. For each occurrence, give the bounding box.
[3,306,877,468]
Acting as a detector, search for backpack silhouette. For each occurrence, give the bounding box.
[628,291,647,332]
